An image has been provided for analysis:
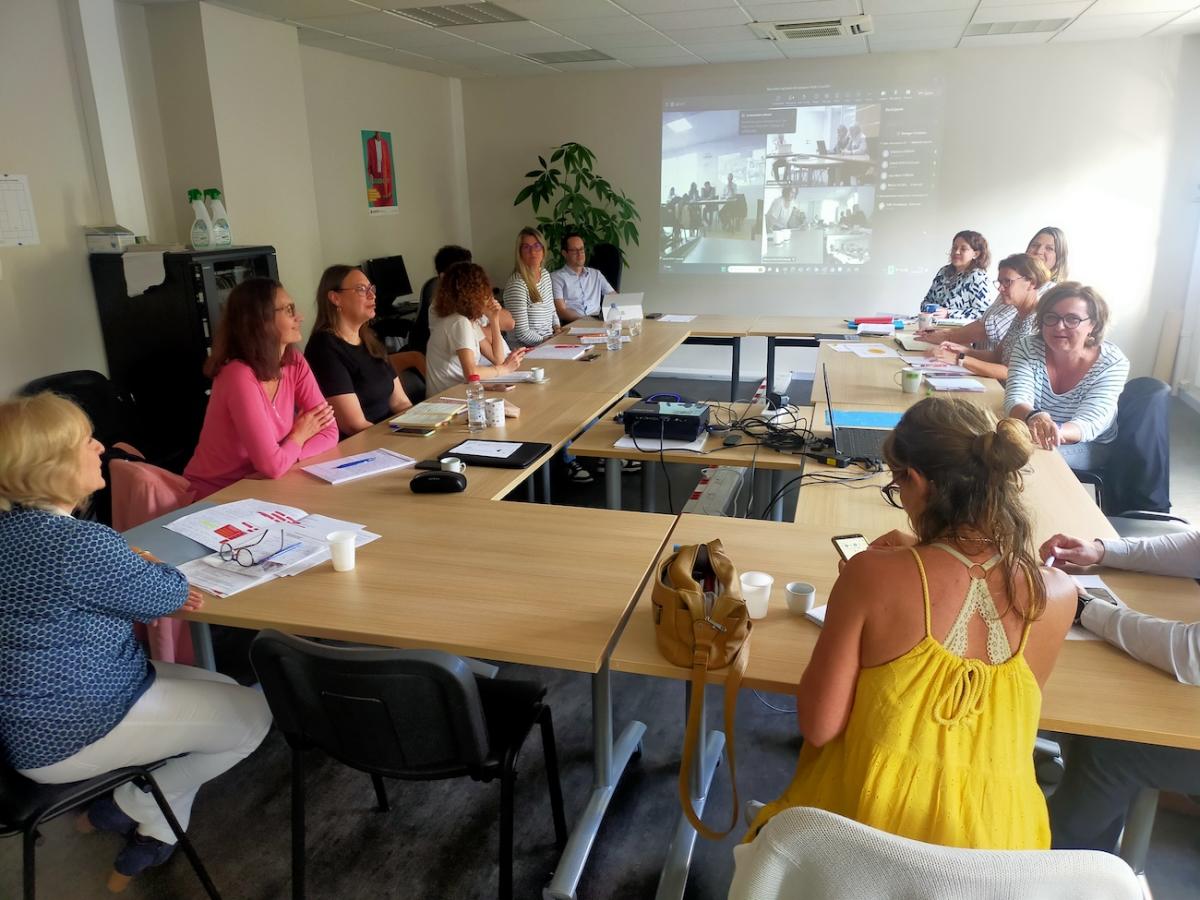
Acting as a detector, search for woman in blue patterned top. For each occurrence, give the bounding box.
[0,392,272,886]
[921,230,992,319]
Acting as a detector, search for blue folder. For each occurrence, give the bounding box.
[824,410,903,429]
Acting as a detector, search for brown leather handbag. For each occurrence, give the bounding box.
[651,539,752,840]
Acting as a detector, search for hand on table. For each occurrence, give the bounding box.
[913,329,939,343]
[1024,412,1060,449]
[501,348,527,373]
[290,403,335,445]
[180,585,206,612]
[1039,533,1105,568]
[928,344,963,364]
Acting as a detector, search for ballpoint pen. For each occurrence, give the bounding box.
[335,457,375,469]
[259,541,302,565]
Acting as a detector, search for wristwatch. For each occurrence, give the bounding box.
[1024,408,1047,422]
[956,352,966,365]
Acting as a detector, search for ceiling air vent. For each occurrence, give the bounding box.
[522,50,615,65]
[390,2,526,28]
[750,15,872,40]
[964,18,1071,37]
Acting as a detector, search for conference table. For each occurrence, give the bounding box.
[146,316,1200,900]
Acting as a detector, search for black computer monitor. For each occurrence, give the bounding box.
[364,255,412,305]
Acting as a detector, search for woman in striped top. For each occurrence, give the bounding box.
[927,253,1050,381]
[503,227,561,347]
[1004,283,1129,470]
[921,230,992,319]
[918,226,1069,349]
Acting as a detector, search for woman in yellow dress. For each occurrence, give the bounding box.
[749,398,1076,849]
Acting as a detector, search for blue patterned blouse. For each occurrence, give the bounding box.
[0,507,189,770]
[922,266,991,318]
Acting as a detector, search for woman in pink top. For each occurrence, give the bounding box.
[184,278,338,498]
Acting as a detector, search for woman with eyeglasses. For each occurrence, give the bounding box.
[305,265,413,438]
[925,253,1050,380]
[919,230,992,319]
[744,398,1075,852]
[426,261,527,396]
[1004,283,1129,469]
[184,278,338,498]
[0,392,272,886]
[502,226,562,347]
[918,227,1069,350]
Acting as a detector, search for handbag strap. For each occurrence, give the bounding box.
[677,617,750,841]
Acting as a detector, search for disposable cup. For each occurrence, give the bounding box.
[327,530,357,572]
[740,571,774,620]
[785,581,817,615]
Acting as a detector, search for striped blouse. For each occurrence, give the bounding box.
[503,270,558,347]
[981,282,1056,350]
[1004,337,1129,443]
[922,266,991,318]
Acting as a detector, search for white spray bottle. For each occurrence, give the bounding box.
[204,188,232,247]
[188,188,212,249]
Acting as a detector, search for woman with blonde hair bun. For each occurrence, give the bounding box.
[746,398,1075,852]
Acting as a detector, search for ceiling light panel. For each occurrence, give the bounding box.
[390,2,525,28]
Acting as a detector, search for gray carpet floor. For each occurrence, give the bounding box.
[3,380,1197,899]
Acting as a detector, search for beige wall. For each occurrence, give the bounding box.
[0,0,107,395]
[300,44,469,294]
[461,38,1200,378]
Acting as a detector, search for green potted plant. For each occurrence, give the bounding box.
[512,141,640,270]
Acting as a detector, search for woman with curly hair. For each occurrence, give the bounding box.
[425,262,527,395]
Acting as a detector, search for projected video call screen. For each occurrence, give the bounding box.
[660,82,944,275]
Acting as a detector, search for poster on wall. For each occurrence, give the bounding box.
[361,130,398,216]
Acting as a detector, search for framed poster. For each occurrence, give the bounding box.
[361,130,398,215]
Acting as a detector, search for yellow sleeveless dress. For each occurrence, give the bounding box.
[748,546,1049,850]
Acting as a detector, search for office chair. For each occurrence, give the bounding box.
[590,241,622,292]
[0,761,220,899]
[20,370,141,455]
[249,630,567,900]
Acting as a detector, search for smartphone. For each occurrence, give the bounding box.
[484,383,515,392]
[581,352,601,362]
[392,426,436,437]
[645,312,664,320]
[415,459,443,471]
[831,533,870,561]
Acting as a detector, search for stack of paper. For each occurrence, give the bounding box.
[581,335,631,345]
[302,448,415,485]
[657,314,696,323]
[925,376,986,392]
[850,344,898,359]
[166,500,380,598]
[524,343,585,361]
[481,371,544,383]
[389,400,465,430]
[857,322,895,336]
[568,325,606,335]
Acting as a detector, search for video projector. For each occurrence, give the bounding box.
[623,399,710,442]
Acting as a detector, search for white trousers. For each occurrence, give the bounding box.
[20,661,272,844]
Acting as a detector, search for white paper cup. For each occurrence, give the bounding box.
[327,530,357,572]
[785,581,817,615]
[740,571,774,620]
[440,457,465,473]
[485,397,506,427]
[530,367,545,381]
[918,312,933,331]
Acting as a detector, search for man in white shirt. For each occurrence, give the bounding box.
[550,233,615,323]
[1039,529,1200,851]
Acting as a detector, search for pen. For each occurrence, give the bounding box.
[260,541,302,565]
[335,457,375,469]
[1044,554,1056,569]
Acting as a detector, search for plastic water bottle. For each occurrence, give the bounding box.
[606,304,623,351]
[466,375,487,432]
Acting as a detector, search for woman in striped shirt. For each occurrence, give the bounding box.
[1004,283,1129,470]
[927,253,1050,380]
[502,227,561,347]
[921,230,992,319]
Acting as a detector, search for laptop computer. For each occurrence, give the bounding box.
[822,364,896,462]
[816,139,829,155]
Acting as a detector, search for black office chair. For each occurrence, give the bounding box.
[590,241,622,292]
[1071,377,1171,515]
[0,761,220,899]
[249,630,567,900]
[20,370,141,453]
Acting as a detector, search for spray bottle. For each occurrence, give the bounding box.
[204,188,232,246]
[188,188,212,249]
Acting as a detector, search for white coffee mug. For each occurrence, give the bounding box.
[327,531,357,572]
[530,367,545,382]
[740,571,774,620]
[785,581,817,615]
[895,368,922,395]
[440,457,465,474]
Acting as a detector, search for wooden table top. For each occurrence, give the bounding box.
[567,398,814,471]
[748,316,856,338]
[683,315,759,338]
[187,495,676,674]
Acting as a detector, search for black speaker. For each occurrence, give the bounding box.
[410,471,467,494]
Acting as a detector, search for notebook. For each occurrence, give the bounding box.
[924,376,986,392]
[302,448,416,485]
[895,334,934,352]
[389,400,465,429]
[524,344,586,361]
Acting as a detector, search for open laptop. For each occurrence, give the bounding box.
[816,139,829,155]
[822,364,896,462]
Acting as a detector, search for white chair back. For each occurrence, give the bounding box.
[729,807,1141,900]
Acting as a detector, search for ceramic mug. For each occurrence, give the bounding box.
[894,368,922,394]
[440,457,466,474]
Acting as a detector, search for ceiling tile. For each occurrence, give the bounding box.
[549,16,664,39]
[867,32,962,51]
[611,44,703,61]
[958,31,1054,46]
[290,11,426,40]
[1154,8,1200,31]
[863,0,975,12]
[619,0,747,12]
[870,9,973,32]
[446,22,588,50]
[1063,11,1180,32]
[744,1,865,19]
[426,42,517,61]
[590,31,683,50]
[971,3,1090,24]
[553,59,635,71]
[691,41,786,61]
[224,0,372,19]
[1085,0,1196,11]
[378,27,487,49]
[776,35,869,55]
[640,8,753,31]
[469,55,558,74]
[495,0,628,20]
[667,24,762,44]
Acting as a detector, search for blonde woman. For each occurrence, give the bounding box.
[747,398,1075,850]
[502,226,561,347]
[0,393,271,885]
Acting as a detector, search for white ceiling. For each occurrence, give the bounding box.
[160,0,1200,78]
